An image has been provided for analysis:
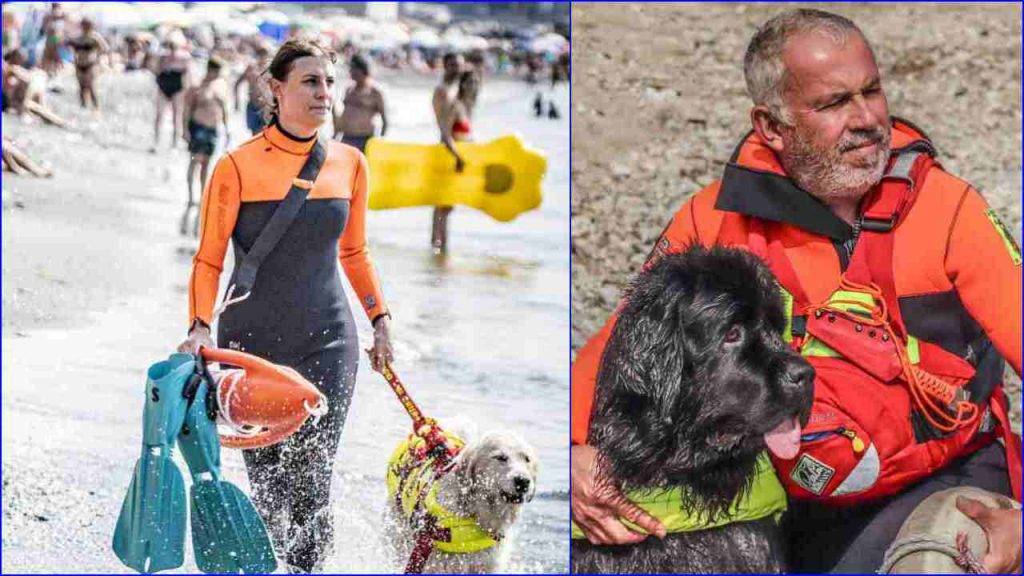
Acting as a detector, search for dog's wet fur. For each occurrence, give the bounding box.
[572,246,814,573]
[385,431,538,573]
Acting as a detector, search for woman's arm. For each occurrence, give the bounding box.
[188,155,242,327]
[433,89,465,172]
[338,149,388,322]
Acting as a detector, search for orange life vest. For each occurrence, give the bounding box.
[571,118,1022,503]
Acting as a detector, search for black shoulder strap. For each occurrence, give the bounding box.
[230,138,327,299]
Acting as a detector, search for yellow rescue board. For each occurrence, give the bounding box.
[365,135,546,222]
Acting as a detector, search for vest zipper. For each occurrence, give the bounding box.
[800,426,866,454]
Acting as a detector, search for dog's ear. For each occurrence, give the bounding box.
[598,258,691,402]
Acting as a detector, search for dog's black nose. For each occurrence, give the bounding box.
[783,360,815,397]
[513,475,531,495]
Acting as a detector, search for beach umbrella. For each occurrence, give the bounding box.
[138,3,191,29]
[80,2,143,30]
[291,16,326,34]
[409,28,441,49]
[185,3,238,26]
[249,9,291,27]
[367,22,409,51]
[214,19,260,37]
[529,32,568,55]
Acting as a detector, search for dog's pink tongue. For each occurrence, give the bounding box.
[764,416,802,460]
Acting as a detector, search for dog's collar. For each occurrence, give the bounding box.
[570,453,787,539]
[424,483,501,554]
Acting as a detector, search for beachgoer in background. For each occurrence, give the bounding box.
[151,30,191,152]
[2,49,67,127]
[430,51,468,253]
[332,54,387,153]
[39,2,66,80]
[181,56,229,236]
[66,17,109,110]
[2,136,53,177]
[233,41,271,135]
[121,33,147,72]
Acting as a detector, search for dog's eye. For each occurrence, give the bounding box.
[724,325,743,344]
[492,453,509,463]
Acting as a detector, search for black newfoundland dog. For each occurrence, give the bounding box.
[572,246,815,573]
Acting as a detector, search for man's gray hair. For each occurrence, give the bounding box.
[744,9,866,122]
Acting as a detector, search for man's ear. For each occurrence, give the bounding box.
[750,104,786,155]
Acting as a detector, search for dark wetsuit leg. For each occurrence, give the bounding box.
[785,441,1013,573]
[217,194,359,571]
[239,345,358,570]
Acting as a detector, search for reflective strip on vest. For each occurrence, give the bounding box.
[385,435,496,554]
[570,453,787,539]
[782,288,921,363]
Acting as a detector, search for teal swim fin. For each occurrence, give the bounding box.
[178,375,277,574]
[112,353,194,573]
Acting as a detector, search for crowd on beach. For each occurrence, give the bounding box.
[2,2,569,188]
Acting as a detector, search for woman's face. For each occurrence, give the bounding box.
[271,55,335,133]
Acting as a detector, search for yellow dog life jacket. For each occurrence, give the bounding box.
[386,434,499,554]
[570,453,787,539]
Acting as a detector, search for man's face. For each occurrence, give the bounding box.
[776,31,891,205]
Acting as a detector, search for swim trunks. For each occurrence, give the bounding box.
[187,120,217,157]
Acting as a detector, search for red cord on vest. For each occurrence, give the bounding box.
[802,277,979,433]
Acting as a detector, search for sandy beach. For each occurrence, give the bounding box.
[571,3,1022,426]
[2,63,569,572]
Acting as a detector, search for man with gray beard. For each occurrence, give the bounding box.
[571,8,1021,573]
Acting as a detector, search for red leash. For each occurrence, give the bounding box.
[370,357,461,573]
[375,360,460,465]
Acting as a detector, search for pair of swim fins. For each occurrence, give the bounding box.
[111,353,277,574]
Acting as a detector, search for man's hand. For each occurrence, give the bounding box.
[571,444,667,545]
[957,496,1023,573]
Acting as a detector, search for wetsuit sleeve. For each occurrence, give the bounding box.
[188,155,241,326]
[570,198,703,445]
[945,187,1022,375]
[339,151,388,322]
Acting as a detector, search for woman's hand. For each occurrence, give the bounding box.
[454,155,466,173]
[177,323,214,355]
[368,315,394,373]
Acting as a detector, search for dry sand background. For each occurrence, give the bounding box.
[570,3,1022,423]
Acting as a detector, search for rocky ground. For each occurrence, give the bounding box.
[570,3,1022,422]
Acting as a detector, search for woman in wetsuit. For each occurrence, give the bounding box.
[152,32,191,151]
[177,37,394,572]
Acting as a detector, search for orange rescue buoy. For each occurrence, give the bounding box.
[200,347,328,449]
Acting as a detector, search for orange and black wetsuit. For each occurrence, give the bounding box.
[571,119,1022,572]
[189,121,388,571]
